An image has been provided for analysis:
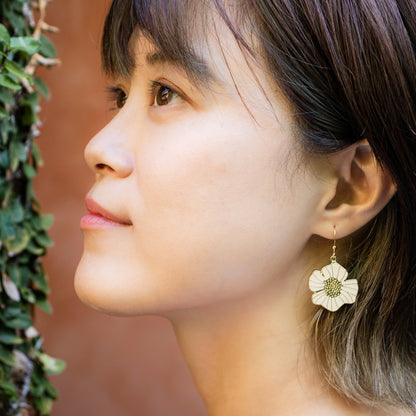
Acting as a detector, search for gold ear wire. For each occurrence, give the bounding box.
[308,225,359,312]
[330,225,337,263]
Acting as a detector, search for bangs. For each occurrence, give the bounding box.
[101,0,213,80]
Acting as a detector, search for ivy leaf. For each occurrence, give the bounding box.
[25,180,34,201]
[35,396,54,414]
[35,295,52,313]
[10,197,24,222]
[40,214,54,230]
[0,24,10,47]
[0,74,21,91]
[3,305,24,319]
[26,240,45,256]
[21,91,40,108]
[39,35,56,58]
[23,162,36,179]
[0,330,23,345]
[3,10,26,36]
[10,36,41,55]
[20,91,41,125]
[32,272,49,294]
[1,119,11,144]
[31,142,43,166]
[0,150,9,168]
[38,353,66,375]
[0,211,15,238]
[5,314,33,329]
[8,266,21,286]
[44,378,59,399]
[0,344,16,366]
[34,77,50,100]
[9,140,26,171]
[0,106,9,120]
[0,380,18,399]
[5,226,30,254]
[21,287,36,303]
[31,369,45,396]
[0,86,14,105]
[4,59,30,81]
[22,103,39,125]
[2,273,21,302]
[34,232,53,247]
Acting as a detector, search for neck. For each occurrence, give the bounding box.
[166,257,389,416]
[167,258,318,415]
[172,296,316,415]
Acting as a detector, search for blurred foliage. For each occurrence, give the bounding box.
[0,1,64,415]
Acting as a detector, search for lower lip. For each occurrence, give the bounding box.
[80,214,131,230]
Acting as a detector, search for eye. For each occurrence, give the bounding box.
[106,86,127,110]
[150,81,183,107]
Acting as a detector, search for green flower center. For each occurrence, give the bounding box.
[323,277,342,298]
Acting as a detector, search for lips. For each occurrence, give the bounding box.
[80,197,132,229]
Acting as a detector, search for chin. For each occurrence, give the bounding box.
[74,251,188,318]
[74,264,123,316]
[74,253,144,317]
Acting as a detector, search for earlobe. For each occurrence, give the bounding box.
[312,140,397,239]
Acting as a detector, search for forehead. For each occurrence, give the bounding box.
[102,0,262,79]
[127,30,220,88]
[102,0,215,79]
[103,1,266,84]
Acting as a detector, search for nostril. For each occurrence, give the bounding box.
[96,163,115,172]
[87,146,133,177]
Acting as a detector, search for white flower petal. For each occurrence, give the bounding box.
[332,262,348,282]
[312,291,328,306]
[332,296,344,311]
[321,262,348,282]
[340,279,359,304]
[321,264,333,279]
[309,270,325,291]
[321,296,333,311]
[339,292,352,305]
[322,295,344,312]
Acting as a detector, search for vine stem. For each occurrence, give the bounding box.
[24,0,61,82]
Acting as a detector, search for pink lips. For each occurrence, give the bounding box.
[80,197,132,230]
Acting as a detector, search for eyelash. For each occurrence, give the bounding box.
[106,81,183,110]
[106,86,127,110]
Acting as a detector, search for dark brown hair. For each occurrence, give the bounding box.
[102,0,416,411]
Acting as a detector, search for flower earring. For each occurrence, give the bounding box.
[308,226,359,312]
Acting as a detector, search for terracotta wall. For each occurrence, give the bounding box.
[34,1,206,415]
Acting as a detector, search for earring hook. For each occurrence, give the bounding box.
[330,225,337,263]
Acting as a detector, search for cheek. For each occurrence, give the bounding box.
[130,116,312,301]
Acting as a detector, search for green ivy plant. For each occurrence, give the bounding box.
[0,1,65,415]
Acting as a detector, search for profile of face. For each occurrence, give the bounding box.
[74,16,332,318]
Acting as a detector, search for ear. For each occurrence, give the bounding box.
[311,140,397,239]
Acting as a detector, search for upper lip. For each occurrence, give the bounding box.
[85,197,132,225]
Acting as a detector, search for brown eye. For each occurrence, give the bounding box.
[106,87,128,110]
[116,89,127,108]
[150,81,183,107]
[155,85,173,106]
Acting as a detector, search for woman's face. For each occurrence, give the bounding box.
[75,24,329,317]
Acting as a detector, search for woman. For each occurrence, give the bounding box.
[75,0,416,414]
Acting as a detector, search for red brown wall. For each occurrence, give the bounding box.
[34,1,206,415]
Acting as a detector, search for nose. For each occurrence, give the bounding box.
[84,119,134,178]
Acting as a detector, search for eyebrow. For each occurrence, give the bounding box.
[145,51,222,87]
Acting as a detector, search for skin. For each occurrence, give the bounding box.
[75,16,400,416]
